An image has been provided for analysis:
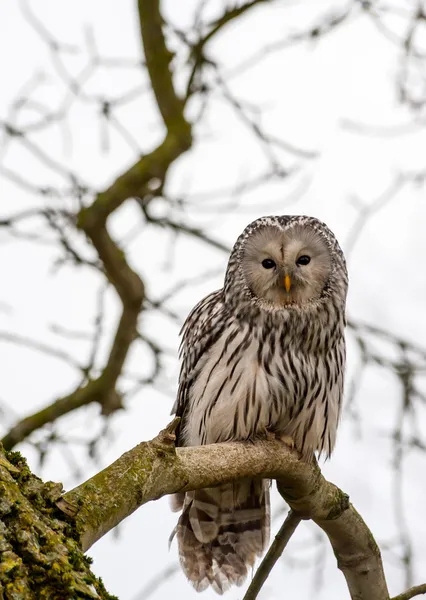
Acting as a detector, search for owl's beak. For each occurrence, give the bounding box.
[284,274,291,293]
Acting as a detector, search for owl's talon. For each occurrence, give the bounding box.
[264,430,276,442]
[264,430,294,449]
[279,435,295,449]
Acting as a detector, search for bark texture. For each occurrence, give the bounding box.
[0,445,116,600]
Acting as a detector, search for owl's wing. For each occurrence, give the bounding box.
[172,289,227,445]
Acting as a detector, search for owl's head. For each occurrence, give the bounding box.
[229,216,346,308]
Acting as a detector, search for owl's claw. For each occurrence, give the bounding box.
[264,429,277,442]
[279,434,295,450]
[264,430,295,449]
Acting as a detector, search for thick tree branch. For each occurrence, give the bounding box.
[2,382,110,450]
[57,422,389,600]
[311,498,388,600]
[138,0,186,129]
[79,0,192,226]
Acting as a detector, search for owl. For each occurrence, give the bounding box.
[171,215,348,594]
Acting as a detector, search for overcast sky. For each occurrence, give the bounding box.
[1,1,426,599]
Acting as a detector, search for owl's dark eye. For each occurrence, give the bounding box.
[261,258,276,269]
[296,255,311,266]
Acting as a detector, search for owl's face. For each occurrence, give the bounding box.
[240,223,332,306]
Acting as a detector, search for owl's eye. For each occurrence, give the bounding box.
[261,258,276,269]
[296,255,311,266]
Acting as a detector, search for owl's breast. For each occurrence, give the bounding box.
[181,310,345,457]
[182,320,308,446]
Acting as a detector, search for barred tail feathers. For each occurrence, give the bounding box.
[176,480,270,594]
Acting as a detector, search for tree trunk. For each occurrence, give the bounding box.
[0,444,116,600]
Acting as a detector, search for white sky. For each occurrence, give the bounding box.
[1,1,426,599]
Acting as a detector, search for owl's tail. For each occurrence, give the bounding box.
[173,480,270,594]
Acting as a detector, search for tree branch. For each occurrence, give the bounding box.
[243,510,301,600]
[391,585,426,600]
[79,0,192,227]
[138,0,186,130]
[57,421,390,600]
[2,382,111,450]
[184,0,274,99]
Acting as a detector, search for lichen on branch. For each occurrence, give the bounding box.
[0,444,117,600]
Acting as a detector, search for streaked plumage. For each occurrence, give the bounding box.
[171,215,348,594]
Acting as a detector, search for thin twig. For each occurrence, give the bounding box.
[243,510,301,600]
[391,584,426,600]
[131,563,179,600]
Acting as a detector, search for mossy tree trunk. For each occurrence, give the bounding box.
[0,446,116,600]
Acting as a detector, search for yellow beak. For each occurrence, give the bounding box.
[284,274,291,293]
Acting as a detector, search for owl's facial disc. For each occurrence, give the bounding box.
[241,224,332,306]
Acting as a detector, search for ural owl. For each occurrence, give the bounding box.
[171,215,348,594]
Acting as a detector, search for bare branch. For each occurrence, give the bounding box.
[243,510,302,600]
[345,174,407,258]
[184,0,274,99]
[0,331,83,372]
[138,0,186,130]
[391,584,426,600]
[142,208,230,253]
[131,564,179,600]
